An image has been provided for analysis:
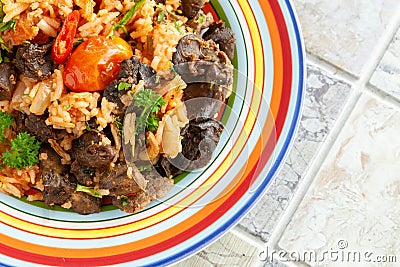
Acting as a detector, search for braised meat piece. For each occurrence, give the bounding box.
[70,192,102,215]
[40,145,73,206]
[14,112,59,143]
[172,34,233,118]
[203,21,236,61]
[181,0,207,19]
[71,131,115,168]
[70,161,96,186]
[100,163,141,196]
[111,191,152,213]
[158,118,223,177]
[0,63,16,101]
[104,56,156,115]
[15,43,53,80]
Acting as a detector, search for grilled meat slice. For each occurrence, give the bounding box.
[181,0,207,19]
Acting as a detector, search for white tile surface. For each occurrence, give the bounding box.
[278,93,400,266]
[293,0,400,76]
[370,28,400,100]
[174,232,259,267]
[239,64,352,242]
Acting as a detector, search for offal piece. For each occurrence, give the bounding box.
[181,0,207,19]
[13,112,59,143]
[40,145,101,214]
[15,43,54,80]
[203,21,236,61]
[70,131,115,168]
[158,118,224,177]
[0,63,16,101]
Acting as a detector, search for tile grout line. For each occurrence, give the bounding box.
[265,4,400,261]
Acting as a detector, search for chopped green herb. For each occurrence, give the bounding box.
[0,37,10,52]
[157,10,165,22]
[133,89,166,133]
[0,110,13,143]
[2,132,41,170]
[73,38,85,47]
[0,19,16,33]
[91,140,95,145]
[65,104,73,110]
[22,40,31,44]
[195,13,206,24]
[108,0,145,37]
[85,122,92,131]
[137,164,153,172]
[174,20,182,34]
[76,184,102,198]
[155,75,160,84]
[117,81,132,91]
[168,175,173,179]
[210,81,215,89]
[0,3,5,22]
[120,195,128,206]
[113,116,123,136]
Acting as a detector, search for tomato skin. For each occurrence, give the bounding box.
[64,36,133,92]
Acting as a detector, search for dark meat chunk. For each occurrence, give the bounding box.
[111,191,152,213]
[187,10,214,34]
[100,163,141,196]
[70,161,96,186]
[14,112,58,142]
[71,131,115,168]
[15,43,53,80]
[144,170,174,199]
[203,21,236,61]
[40,145,102,215]
[104,56,156,114]
[70,191,101,215]
[172,35,233,118]
[181,0,206,19]
[158,118,223,177]
[118,56,156,85]
[0,63,16,101]
[40,145,73,206]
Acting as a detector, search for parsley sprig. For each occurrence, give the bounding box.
[132,89,166,133]
[0,3,16,63]
[0,110,13,143]
[2,132,41,170]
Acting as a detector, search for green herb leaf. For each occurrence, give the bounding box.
[2,132,41,170]
[210,81,215,89]
[65,104,73,110]
[132,89,166,133]
[76,184,103,198]
[0,20,16,33]
[113,115,123,136]
[119,195,128,206]
[117,81,132,91]
[174,20,182,34]
[136,164,153,172]
[0,36,11,52]
[0,110,13,143]
[109,0,145,37]
[73,38,85,47]
[157,10,165,22]
[195,13,206,24]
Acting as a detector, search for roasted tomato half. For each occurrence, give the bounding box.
[64,36,133,92]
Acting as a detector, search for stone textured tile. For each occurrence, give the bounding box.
[278,94,400,266]
[238,64,353,242]
[174,232,259,267]
[293,0,400,76]
[370,28,400,100]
